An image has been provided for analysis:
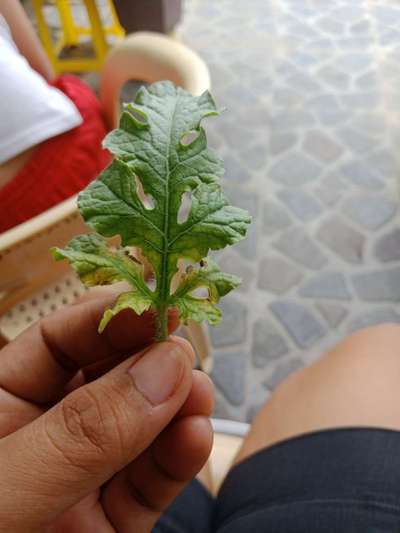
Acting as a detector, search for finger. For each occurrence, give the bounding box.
[49,492,115,533]
[83,336,195,384]
[0,339,192,532]
[54,366,212,533]
[153,416,213,481]
[177,370,214,418]
[102,368,214,532]
[0,388,43,437]
[169,336,196,367]
[103,416,213,533]
[0,293,179,404]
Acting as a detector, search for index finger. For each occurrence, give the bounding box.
[0,290,179,404]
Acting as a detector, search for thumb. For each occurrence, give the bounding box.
[0,340,193,532]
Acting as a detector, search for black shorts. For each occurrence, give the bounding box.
[153,428,400,532]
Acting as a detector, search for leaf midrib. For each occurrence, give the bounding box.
[159,95,179,301]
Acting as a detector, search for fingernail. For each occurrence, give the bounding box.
[128,343,185,405]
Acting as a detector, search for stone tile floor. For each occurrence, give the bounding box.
[176,0,400,422]
[26,0,400,423]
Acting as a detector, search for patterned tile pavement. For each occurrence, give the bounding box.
[175,0,400,422]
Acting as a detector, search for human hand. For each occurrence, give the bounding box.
[0,291,214,532]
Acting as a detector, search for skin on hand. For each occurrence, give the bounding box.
[0,289,214,533]
[0,0,54,80]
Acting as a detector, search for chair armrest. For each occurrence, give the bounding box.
[0,195,85,314]
[0,195,79,253]
[100,31,210,129]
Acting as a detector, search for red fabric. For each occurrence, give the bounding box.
[0,74,111,233]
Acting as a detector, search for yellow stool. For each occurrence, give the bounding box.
[32,0,125,74]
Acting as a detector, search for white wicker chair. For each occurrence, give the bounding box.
[0,32,212,371]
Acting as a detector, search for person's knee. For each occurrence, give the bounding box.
[320,323,400,388]
[269,322,400,433]
[235,323,400,463]
[278,323,400,391]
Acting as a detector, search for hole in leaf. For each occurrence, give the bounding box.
[126,247,143,264]
[180,130,199,146]
[135,176,155,209]
[146,262,156,292]
[177,191,192,224]
[170,259,195,294]
[125,104,148,126]
[147,277,156,292]
[170,270,182,294]
[192,287,209,298]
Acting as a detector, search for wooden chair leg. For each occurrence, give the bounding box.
[181,320,212,373]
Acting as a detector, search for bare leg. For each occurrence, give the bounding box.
[235,324,400,465]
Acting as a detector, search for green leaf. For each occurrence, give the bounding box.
[168,183,250,260]
[98,291,153,333]
[54,81,251,339]
[78,82,250,297]
[172,259,240,325]
[175,296,222,326]
[173,258,240,302]
[52,234,153,328]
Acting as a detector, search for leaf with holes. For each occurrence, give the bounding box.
[52,81,251,340]
[172,259,241,325]
[52,233,154,327]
